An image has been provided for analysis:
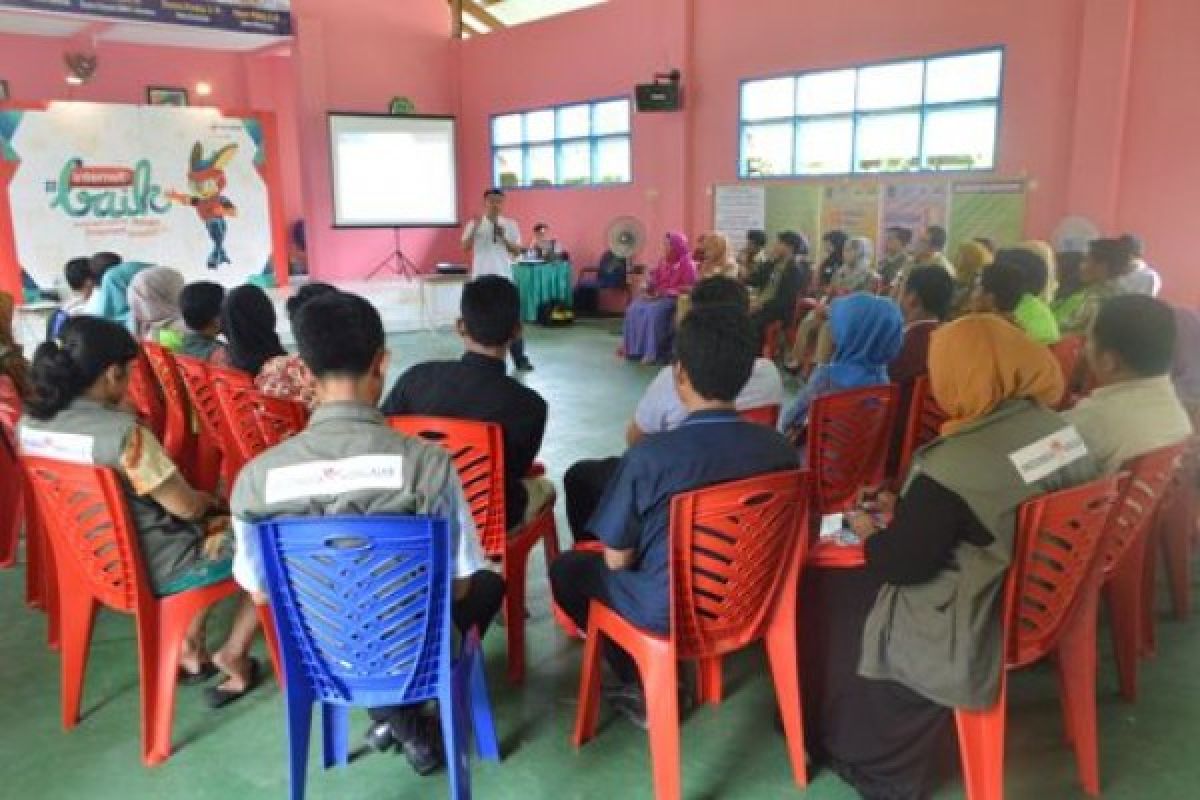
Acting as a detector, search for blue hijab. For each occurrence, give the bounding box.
[95,261,150,327]
[825,292,904,387]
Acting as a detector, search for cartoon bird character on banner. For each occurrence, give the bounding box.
[167,142,239,269]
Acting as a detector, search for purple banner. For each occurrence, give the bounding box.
[1,0,292,37]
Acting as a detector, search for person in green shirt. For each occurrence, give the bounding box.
[1051,251,1087,327]
[976,252,1060,345]
[1059,238,1130,336]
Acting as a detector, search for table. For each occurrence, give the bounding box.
[513,260,572,323]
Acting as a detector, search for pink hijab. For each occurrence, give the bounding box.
[650,232,698,296]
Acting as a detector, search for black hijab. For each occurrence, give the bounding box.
[221,284,286,377]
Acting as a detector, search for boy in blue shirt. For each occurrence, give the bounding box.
[550,305,798,727]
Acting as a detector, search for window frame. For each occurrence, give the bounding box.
[490,95,633,190]
[737,46,1005,180]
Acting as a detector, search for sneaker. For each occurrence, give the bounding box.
[603,681,648,730]
[370,709,444,776]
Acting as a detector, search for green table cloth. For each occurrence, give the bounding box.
[513,260,572,322]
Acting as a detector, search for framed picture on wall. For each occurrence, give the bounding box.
[0,80,9,102]
[147,86,189,107]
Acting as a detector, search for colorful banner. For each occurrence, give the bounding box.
[0,1,292,36]
[881,182,948,240]
[0,102,284,292]
[947,179,1027,254]
[820,183,881,240]
[764,183,821,250]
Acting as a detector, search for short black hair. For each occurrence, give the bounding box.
[484,188,505,199]
[675,306,756,403]
[1088,238,1132,279]
[1118,233,1144,258]
[886,227,913,246]
[461,275,520,347]
[180,281,226,332]
[777,231,808,257]
[533,223,548,233]
[286,282,339,322]
[996,248,1049,297]
[293,291,384,379]
[925,225,947,250]
[980,260,1026,312]
[90,252,122,279]
[690,277,750,314]
[64,258,94,291]
[1092,294,1176,376]
[904,266,955,320]
[746,230,767,248]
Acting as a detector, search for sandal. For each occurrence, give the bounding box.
[203,657,262,710]
[177,662,218,686]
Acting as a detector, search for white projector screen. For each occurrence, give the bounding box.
[328,114,459,228]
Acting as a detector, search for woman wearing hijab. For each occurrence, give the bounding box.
[696,232,739,279]
[622,232,698,365]
[817,230,849,290]
[828,236,879,295]
[0,290,32,434]
[780,293,904,437]
[951,240,993,315]
[94,259,150,326]
[1020,240,1059,302]
[800,314,1098,800]
[128,267,188,349]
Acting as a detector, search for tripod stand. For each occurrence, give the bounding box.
[367,227,421,281]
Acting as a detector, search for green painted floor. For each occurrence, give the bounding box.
[2,322,1198,799]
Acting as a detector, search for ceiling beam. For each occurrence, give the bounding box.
[462,0,506,31]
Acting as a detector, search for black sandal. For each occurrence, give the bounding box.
[177,662,217,686]
[203,658,262,710]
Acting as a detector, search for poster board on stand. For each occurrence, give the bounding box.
[947,179,1027,254]
[0,102,288,301]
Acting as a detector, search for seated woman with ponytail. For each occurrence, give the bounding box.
[19,317,263,707]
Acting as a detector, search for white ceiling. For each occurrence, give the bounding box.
[0,7,287,52]
[488,0,608,28]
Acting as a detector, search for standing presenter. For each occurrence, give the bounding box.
[462,188,534,371]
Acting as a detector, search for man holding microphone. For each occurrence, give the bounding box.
[462,188,534,371]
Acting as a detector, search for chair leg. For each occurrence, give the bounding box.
[1140,527,1159,659]
[572,622,605,747]
[643,655,682,800]
[1057,587,1102,796]
[439,682,471,800]
[695,658,723,707]
[954,681,1008,800]
[284,689,314,800]
[1105,548,1146,702]
[141,605,191,766]
[1162,486,1194,621]
[463,633,500,761]
[321,704,350,769]
[25,503,45,610]
[57,586,98,731]
[541,517,561,565]
[501,553,528,685]
[765,624,808,787]
[257,605,285,688]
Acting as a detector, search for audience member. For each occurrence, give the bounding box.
[92,256,148,326]
[817,230,848,289]
[802,314,1095,799]
[829,236,879,295]
[1002,249,1061,344]
[750,231,810,348]
[573,249,629,314]
[550,305,797,727]
[1019,240,1060,301]
[913,225,954,276]
[780,293,903,437]
[879,226,914,292]
[1065,295,1192,473]
[1059,238,1130,335]
[1171,307,1200,409]
[128,267,187,349]
[1116,234,1163,297]
[179,281,228,363]
[528,223,561,261]
[977,255,1059,345]
[1051,251,1087,326]
[62,257,97,315]
[695,232,739,279]
[950,241,992,314]
[621,232,697,365]
[382,276,553,531]
[739,229,770,278]
[21,316,261,706]
[973,237,997,257]
[230,291,502,775]
[0,290,31,432]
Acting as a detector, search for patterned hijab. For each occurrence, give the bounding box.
[221,284,286,377]
[928,313,1064,435]
[128,267,186,340]
[825,293,904,388]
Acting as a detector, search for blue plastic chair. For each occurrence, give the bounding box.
[255,516,500,800]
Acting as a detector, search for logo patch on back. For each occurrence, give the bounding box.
[19,429,95,464]
[1008,426,1088,484]
[264,455,405,504]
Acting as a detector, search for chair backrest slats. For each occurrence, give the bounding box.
[896,375,948,482]
[142,342,192,460]
[807,385,899,513]
[1100,443,1186,574]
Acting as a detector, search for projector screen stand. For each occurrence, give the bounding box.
[367,228,421,282]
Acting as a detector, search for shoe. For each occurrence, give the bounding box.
[515,359,534,372]
[602,681,648,730]
[393,710,445,776]
[203,658,262,710]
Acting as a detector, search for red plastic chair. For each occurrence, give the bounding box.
[761,320,784,360]
[0,421,22,569]
[1151,428,1200,621]
[895,375,949,482]
[572,470,811,800]
[806,384,899,514]
[126,351,166,438]
[0,412,55,627]
[175,356,236,493]
[955,475,1121,800]
[1097,443,1185,701]
[1049,336,1086,410]
[387,415,559,684]
[142,343,221,493]
[22,455,239,766]
[210,368,308,473]
[739,404,781,428]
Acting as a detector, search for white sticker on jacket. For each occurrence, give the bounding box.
[19,429,95,464]
[264,455,406,504]
[1008,426,1088,484]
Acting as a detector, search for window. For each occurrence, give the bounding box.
[739,48,1003,178]
[491,97,632,188]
